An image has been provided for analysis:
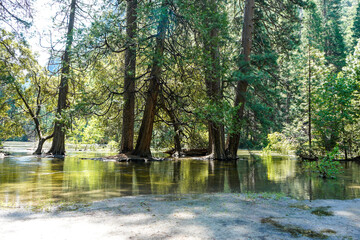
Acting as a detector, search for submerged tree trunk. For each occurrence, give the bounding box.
[226,0,255,159]
[48,0,76,156]
[120,0,137,153]
[33,134,53,155]
[132,1,168,157]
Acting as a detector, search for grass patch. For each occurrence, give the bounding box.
[311,207,334,216]
[244,192,287,201]
[156,196,187,201]
[289,204,311,210]
[0,201,21,209]
[320,229,337,234]
[261,217,328,239]
[0,199,90,212]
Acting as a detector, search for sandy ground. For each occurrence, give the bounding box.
[0,193,359,240]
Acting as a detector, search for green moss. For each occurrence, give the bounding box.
[261,217,328,239]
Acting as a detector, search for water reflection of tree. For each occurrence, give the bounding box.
[208,161,241,193]
[2,156,360,205]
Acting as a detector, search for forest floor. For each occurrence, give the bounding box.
[0,193,359,240]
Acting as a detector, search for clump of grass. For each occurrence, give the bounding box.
[0,201,21,209]
[311,207,334,216]
[261,217,328,239]
[54,202,90,212]
[244,192,287,201]
[29,201,90,213]
[320,229,337,234]
[289,204,311,210]
[156,196,185,201]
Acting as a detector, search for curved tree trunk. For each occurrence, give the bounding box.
[226,0,255,159]
[132,0,168,157]
[13,82,53,155]
[34,139,46,155]
[120,0,137,153]
[33,134,53,155]
[48,0,76,156]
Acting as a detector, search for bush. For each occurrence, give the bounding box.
[263,132,294,155]
[304,147,342,178]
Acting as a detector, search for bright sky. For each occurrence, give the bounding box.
[28,0,60,66]
[28,0,98,67]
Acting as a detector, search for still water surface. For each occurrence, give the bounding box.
[1,142,360,206]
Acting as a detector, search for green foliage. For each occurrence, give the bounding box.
[312,73,358,151]
[304,147,343,178]
[263,132,294,155]
[68,117,111,146]
[352,2,360,48]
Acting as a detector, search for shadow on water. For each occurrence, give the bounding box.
[1,142,360,206]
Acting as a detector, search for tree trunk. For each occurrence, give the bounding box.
[13,84,53,155]
[120,0,137,153]
[48,0,76,156]
[132,1,168,157]
[33,135,53,155]
[34,138,46,155]
[207,123,212,154]
[203,0,226,160]
[162,104,182,157]
[226,0,255,159]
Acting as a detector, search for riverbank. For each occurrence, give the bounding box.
[0,193,359,239]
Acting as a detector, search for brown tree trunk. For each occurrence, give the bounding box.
[120,0,137,153]
[33,134,53,155]
[34,139,46,155]
[203,0,226,160]
[48,0,76,156]
[132,0,168,157]
[162,103,182,157]
[207,123,213,154]
[226,0,255,159]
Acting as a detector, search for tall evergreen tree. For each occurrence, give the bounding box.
[352,2,360,47]
[120,0,137,153]
[132,0,169,157]
[226,0,255,159]
[48,0,77,156]
[320,0,346,70]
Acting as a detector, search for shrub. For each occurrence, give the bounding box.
[263,132,294,155]
[304,147,342,178]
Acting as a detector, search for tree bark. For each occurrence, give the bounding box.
[48,0,76,156]
[120,0,137,153]
[132,0,168,157]
[226,0,255,159]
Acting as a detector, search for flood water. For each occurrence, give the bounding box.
[1,142,360,206]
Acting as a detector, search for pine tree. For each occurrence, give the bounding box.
[352,2,360,47]
[321,0,346,70]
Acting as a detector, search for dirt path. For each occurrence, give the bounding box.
[0,193,359,239]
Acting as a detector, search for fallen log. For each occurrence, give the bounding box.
[164,148,208,157]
